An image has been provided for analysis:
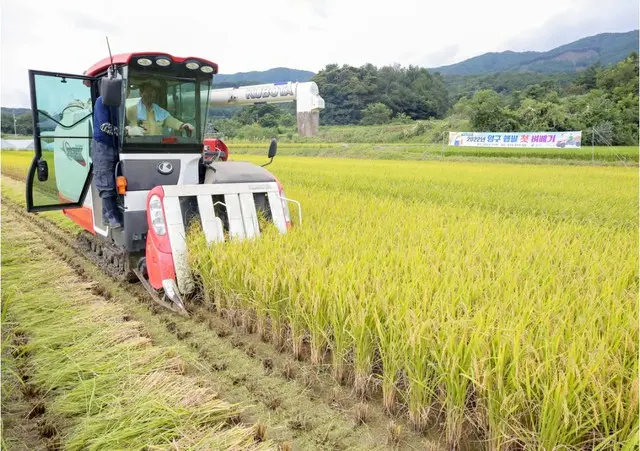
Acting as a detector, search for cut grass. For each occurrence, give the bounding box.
[0,207,276,450]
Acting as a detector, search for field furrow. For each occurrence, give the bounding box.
[0,202,277,450]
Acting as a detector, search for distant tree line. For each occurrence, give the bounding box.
[5,52,638,145]
[450,52,639,144]
[1,110,33,136]
[311,63,449,125]
[302,52,638,144]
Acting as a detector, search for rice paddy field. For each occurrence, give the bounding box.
[189,154,639,449]
[2,148,638,450]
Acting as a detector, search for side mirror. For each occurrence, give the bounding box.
[268,138,277,158]
[37,159,48,182]
[262,138,277,167]
[100,77,123,107]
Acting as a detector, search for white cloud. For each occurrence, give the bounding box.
[1,0,636,107]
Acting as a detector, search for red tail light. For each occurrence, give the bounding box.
[146,186,171,253]
[145,186,176,289]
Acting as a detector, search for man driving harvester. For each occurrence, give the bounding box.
[125,79,194,136]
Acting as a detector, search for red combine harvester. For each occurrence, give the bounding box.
[24,52,320,315]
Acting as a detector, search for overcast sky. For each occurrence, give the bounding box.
[1,0,638,107]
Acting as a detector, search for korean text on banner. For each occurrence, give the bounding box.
[448,131,582,148]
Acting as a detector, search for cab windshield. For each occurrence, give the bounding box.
[123,70,211,147]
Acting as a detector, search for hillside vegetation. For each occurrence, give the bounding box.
[3,32,637,145]
[210,52,638,146]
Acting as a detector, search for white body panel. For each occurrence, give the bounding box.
[75,153,200,238]
[119,153,201,212]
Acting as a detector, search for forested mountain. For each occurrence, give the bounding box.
[305,52,639,144]
[446,52,639,144]
[430,30,639,75]
[213,67,314,86]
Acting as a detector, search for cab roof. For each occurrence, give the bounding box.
[85,52,218,76]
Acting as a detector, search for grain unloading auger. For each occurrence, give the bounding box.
[24,52,321,315]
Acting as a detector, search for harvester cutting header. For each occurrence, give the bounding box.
[24,51,324,315]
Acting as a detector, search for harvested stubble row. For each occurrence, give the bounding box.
[188,156,639,450]
[1,207,275,450]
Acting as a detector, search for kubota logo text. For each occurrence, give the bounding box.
[245,84,294,100]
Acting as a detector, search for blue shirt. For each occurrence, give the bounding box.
[92,96,120,149]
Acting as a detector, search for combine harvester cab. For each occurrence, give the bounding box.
[24,52,315,315]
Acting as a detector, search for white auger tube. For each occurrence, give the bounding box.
[209,82,325,137]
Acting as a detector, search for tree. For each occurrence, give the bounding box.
[391,112,413,124]
[521,84,546,101]
[312,64,378,125]
[16,112,33,135]
[1,111,33,135]
[360,103,392,125]
[233,104,282,126]
[258,113,279,128]
[516,98,568,131]
[312,63,449,125]
[1,111,14,134]
[468,90,518,132]
[279,113,295,127]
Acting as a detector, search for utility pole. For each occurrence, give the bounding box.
[13,111,17,136]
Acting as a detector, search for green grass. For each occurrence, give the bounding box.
[227,141,638,163]
[188,154,638,449]
[214,120,637,163]
[221,120,461,144]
